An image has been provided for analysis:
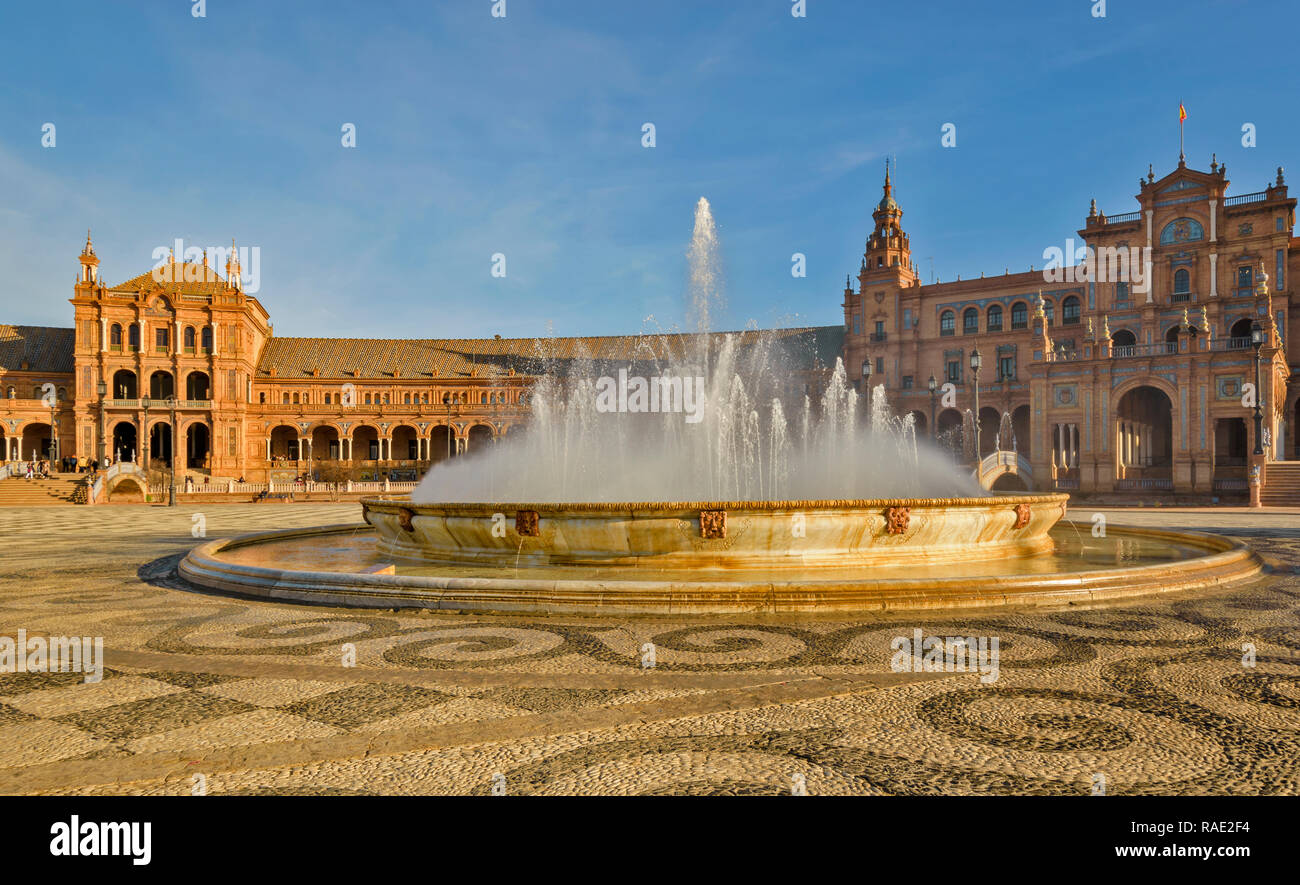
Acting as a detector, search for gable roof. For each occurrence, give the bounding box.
[0,325,75,374]
[256,326,846,380]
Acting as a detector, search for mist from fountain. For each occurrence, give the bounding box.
[411,199,982,504]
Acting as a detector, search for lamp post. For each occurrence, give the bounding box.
[48,388,59,467]
[166,395,178,506]
[141,396,150,467]
[927,374,938,439]
[1251,321,1265,456]
[970,348,983,460]
[97,380,107,468]
[861,358,873,428]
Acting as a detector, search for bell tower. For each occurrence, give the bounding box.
[860,160,916,287]
[76,229,99,289]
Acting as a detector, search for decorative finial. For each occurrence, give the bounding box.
[1148,164,1155,183]
[1200,305,1209,331]
[1182,307,1190,328]
[1211,153,1217,173]
[1088,198,1097,218]
[1277,166,1285,187]
[1256,260,1269,296]
[1103,315,1111,338]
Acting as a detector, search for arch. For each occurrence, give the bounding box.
[1111,328,1137,348]
[111,421,138,463]
[1214,417,1248,467]
[311,424,340,461]
[430,425,456,463]
[1012,405,1031,457]
[391,424,419,461]
[351,424,380,462]
[148,420,173,467]
[148,370,175,399]
[269,424,300,461]
[112,369,138,399]
[990,472,1029,492]
[1228,317,1253,341]
[466,424,495,453]
[1115,385,1174,473]
[977,406,1001,457]
[986,304,1003,332]
[1164,324,1181,343]
[1010,301,1029,330]
[185,422,211,469]
[186,371,211,400]
[939,310,955,336]
[1159,217,1205,245]
[906,409,927,436]
[936,408,964,456]
[1061,295,1081,325]
[20,422,53,461]
[962,307,979,335]
[106,475,146,503]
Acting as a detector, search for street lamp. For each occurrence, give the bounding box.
[48,388,59,467]
[97,380,107,469]
[1251,321,1265,456]
[861,358,873,428]
[141,396,151,467]
[927,374,938,439]
[166,395,178,506]
[969,348,983,459]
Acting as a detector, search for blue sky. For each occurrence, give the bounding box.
[1,0,1295,339]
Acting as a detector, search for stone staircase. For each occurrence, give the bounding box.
[1261,462,1300,506]
[0,473,89,506]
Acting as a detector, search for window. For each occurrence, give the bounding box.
[364,393,372,404]
[940,310,955,336]
[259,392,266,404]
[874,320,884,338]
[201,326,213,353]
[1116,281,1130,302]
[1237,266,1253,292]
[876,357,884,375]
[852,315,861,336]
[128,325,140,350]
[963,308,979,335]
[998,356,1016,381]
[228,427,238,457]
[184,326,196,351]
[945,360,961,384]
[369,440,380,460]
[404,393,412,404]
[1173,268,1190,295]
[1010,302,1028,330]
[987,304,1003,332]
[1062,295,1081,325]
[902,375,914,389]
[324,393,332,405]
[1042,300,1055,326]
[110,324,123,349]
[282,393,290,404]
[155,327,169,350]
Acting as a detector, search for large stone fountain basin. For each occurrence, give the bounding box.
[360,494,1069,568]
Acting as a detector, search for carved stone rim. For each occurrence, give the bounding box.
[361,493,1070,514]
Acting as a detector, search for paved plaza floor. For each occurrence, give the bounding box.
[0,503,1296,796]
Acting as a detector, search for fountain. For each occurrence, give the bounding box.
[179,199,1262,613]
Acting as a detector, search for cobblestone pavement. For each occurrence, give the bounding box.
[0,504,1296,796]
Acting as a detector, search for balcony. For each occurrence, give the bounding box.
[1224,191,1268,207]
[1209,337,1254,352]
[869,332,888,343]
[1113,342,1177,359]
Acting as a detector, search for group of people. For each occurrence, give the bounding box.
[13,455,110,479]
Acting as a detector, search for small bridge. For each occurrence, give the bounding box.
[91,462,149,503]
[975,450,1034,491]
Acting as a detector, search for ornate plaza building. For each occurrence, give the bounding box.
[1,154,1296,502]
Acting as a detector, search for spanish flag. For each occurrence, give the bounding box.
[1179,102,1187,123]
